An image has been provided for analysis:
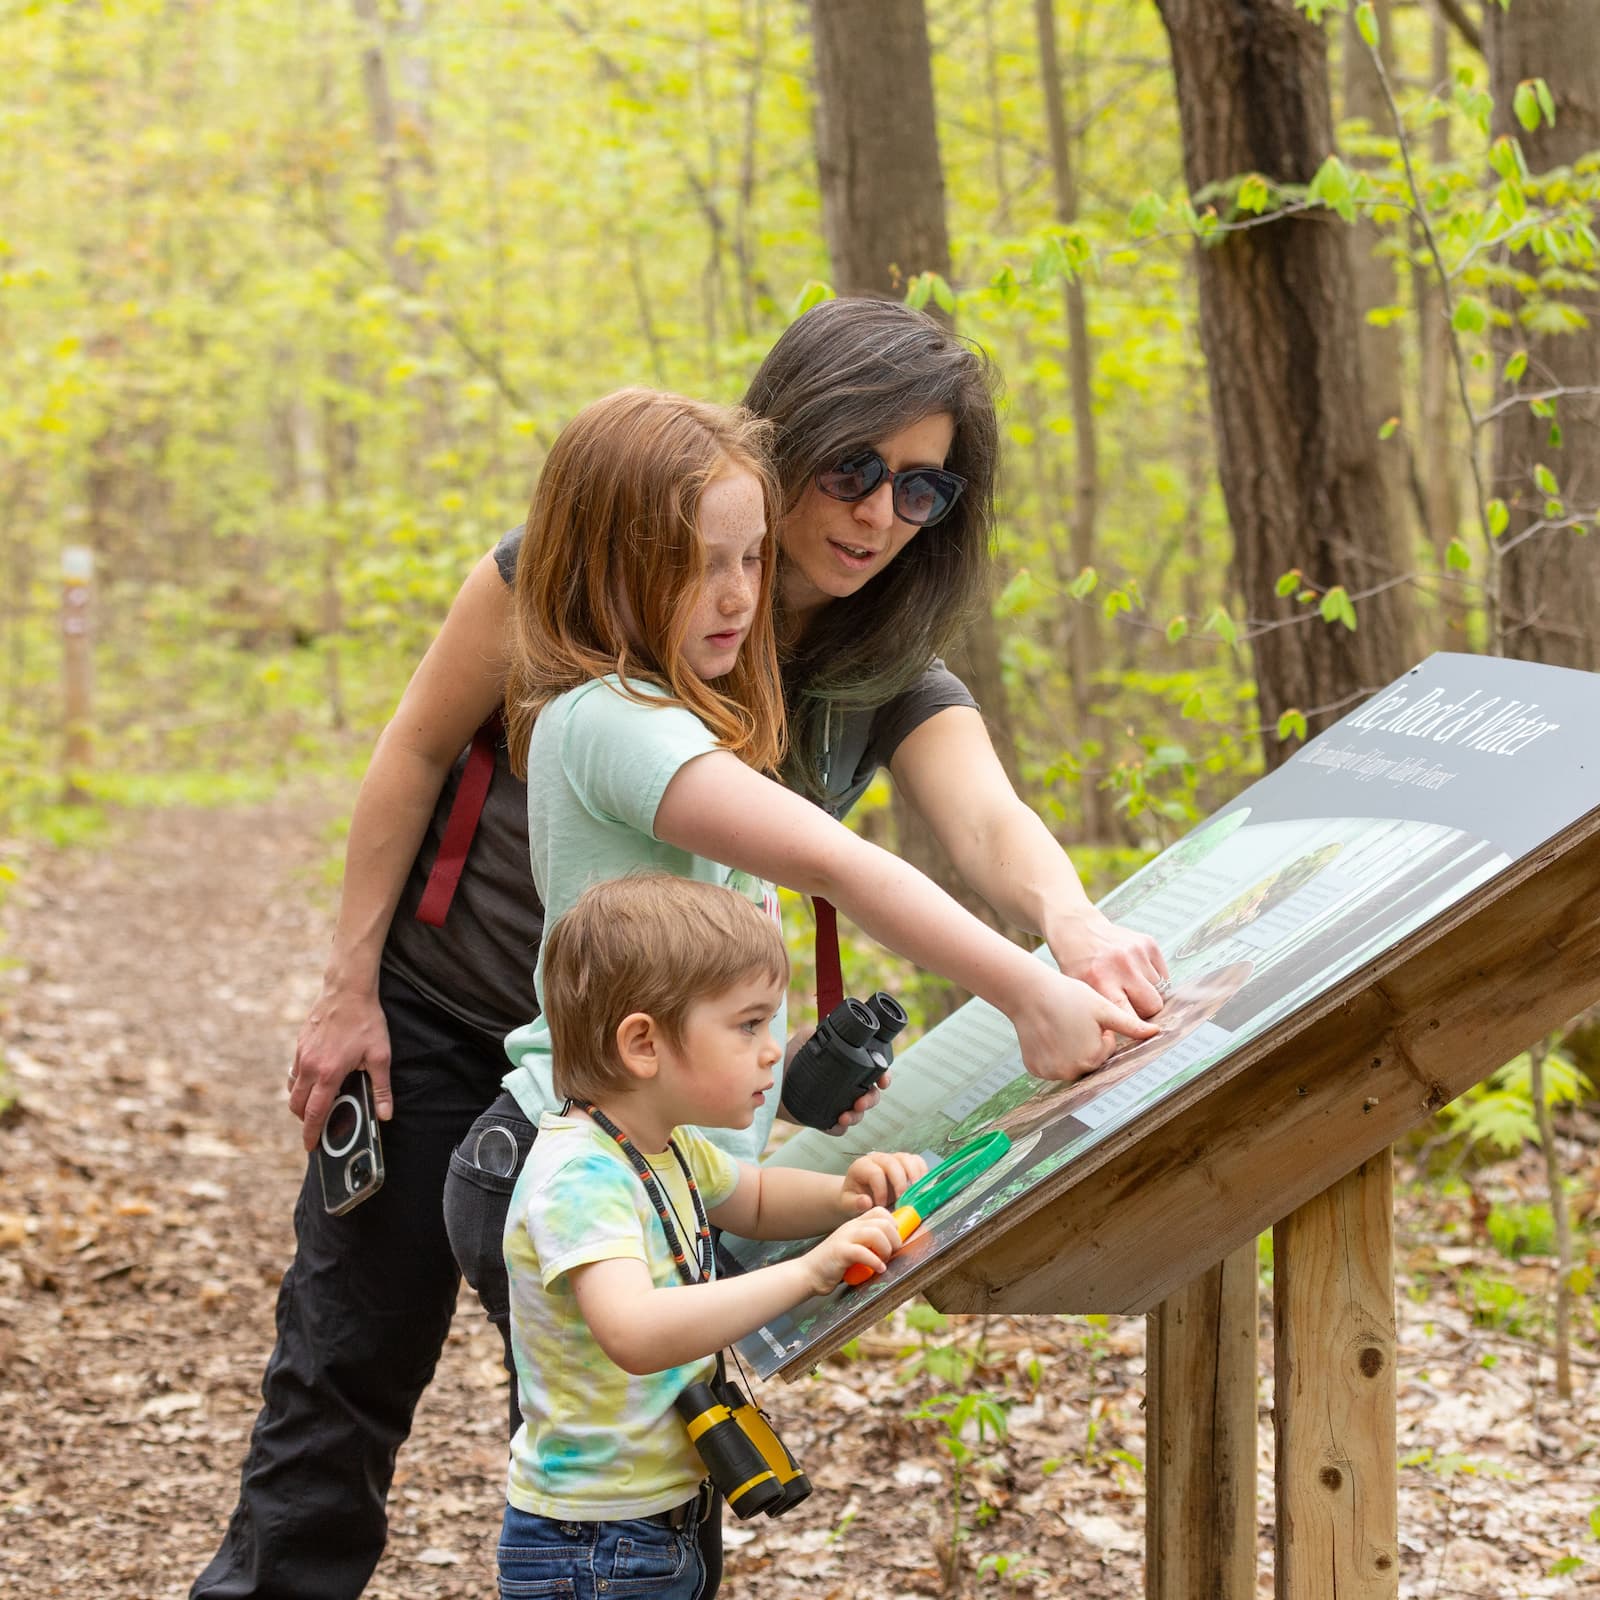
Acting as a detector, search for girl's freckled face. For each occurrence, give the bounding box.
[683,469,768,681]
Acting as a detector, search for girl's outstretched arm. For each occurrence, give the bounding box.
[654,754,1157,1083]
[888,706,1169,1018]
[290,551,512,1146]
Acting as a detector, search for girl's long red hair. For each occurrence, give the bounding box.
[505,388,786,778]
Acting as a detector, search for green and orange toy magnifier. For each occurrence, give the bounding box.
[842,1130,1012,1287]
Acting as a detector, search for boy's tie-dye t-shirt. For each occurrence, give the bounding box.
[504,1112,740,1520]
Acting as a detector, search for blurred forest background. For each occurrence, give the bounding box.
[7,0,1600,1076]
[3,0,1600,1235]
[3,0,1600,1589]
[4,0,1597,847]
[3,0,1597,858]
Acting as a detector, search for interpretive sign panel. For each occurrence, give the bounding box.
[733,654,1600,1378]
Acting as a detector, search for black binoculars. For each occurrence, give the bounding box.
[675,1375,811,1519]
[780,990,907,1132]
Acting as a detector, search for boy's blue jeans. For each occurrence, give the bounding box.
[498,1500,709,1600]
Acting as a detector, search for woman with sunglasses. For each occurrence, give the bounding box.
[191,298,1166,1600]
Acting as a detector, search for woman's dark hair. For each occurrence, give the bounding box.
[742,297,1001,799]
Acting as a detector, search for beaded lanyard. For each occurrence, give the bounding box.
[578,1102,713,1289]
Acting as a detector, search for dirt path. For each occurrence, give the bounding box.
[1,801,1596,1598]
[0,799,512,1598]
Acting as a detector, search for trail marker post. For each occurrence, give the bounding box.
[61,544,93,803]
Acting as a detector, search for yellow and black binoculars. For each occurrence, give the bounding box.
[675,1375,812,1520]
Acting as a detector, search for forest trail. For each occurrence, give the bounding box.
[1,800,1596,1599]
[0,797,511,1598]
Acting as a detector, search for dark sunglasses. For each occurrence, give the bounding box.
[814,448,967,528]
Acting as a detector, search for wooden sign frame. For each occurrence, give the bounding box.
[767,805,1600,1599]
[770,805,1600,1372]
[748,654,1600,1597]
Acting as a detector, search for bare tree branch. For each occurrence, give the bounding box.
[286,199,544,433]
[545,1,779,306]
[1431,0,1483,58]
[1477,384,1600,424]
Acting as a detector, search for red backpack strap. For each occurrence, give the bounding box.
[415,711,503,928]
[813,895,844,1018]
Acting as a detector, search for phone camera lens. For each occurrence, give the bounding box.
[322,1094,362,1158]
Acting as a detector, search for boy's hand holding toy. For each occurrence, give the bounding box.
[801,1208,904,1297]
[841,1150,927,1212]
[794,1151,930,1295]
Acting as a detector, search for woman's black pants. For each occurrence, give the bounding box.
[192,974,723,1599]
[189,972,510,1600]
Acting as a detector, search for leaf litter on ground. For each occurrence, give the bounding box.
[0,798,1596,1597]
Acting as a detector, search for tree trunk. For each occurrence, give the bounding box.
[394,0,434,178]
[1343,0,1420,641]
[1145,11,1418,1586]
[1417,9,1464,639]
[734,0,770,340]
[1486,0,1600,670]
[319,355,358,734]
[1035,0,1111,843]
[1154,0,1416,756]
[810,0,951,297]
[809,0,1015,1025]
[350,0,449,459]
[694,19,731,389]
[983,0,1015,231]
[351,0,420,296]
[2,472,29,726]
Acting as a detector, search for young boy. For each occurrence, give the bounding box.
[500,873,925,1600]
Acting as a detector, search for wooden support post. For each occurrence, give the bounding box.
[61,545,93,803]
[1274,1150,1398,1598]
[1146,1242,1259,1599]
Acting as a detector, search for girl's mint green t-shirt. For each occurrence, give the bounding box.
[501,676,786,1163]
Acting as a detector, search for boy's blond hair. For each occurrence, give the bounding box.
[542,874,788,1103]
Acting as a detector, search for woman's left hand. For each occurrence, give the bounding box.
[1045,907,1169,1019]
[823,1068,891,1136]
[780,1024,892,1135]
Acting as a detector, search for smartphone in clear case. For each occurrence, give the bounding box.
[317,1070,386,1215]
